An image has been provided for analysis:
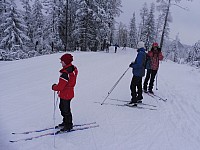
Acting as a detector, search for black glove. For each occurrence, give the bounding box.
[129,62,134,67]
[52,84,56,90]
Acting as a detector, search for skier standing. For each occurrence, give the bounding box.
[129,41,146,106]
[106,42,110,53]
[143,42,163,94]
[114,43,119,53]
[122,43,126,50]
[52,53,78,132]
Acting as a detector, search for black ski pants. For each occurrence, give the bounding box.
[143,69,158,91]
[59,98,73,127]
[130,75,143,103]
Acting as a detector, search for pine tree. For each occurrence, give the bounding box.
[144,3,156,50]
[171,37,179,62]
[74,0,91,51]
[0,1,29,53]
[0,0,11,47]
[20,0,32,38]
[42,0,64,52]
[116,22,127,47]
[138,2,148,42]
[32,0,44,53]
[129,12,137,48]
[190,41,200,67]
[105,0,122,45]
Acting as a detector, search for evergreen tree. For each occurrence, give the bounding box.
[75,0,92,51]
[105,0,122,45]
[57,0,80,51]
[32,0,44,53]
[116,22,127,47]
[144,3,156,50]
[129,12,137,48]
[171,35,179,62]
[20,0,32,38]
[189,41,200,67]
[155,14,164,42]
[0,1,29,52]
[0,0,11,47]
[138,2,148,42]
[42,0,64,52]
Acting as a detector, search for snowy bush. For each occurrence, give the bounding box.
[0,49,6,61]
[28,50,40,58]
[192,61,200,68]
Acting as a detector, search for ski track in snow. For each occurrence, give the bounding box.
[1,47,200,150]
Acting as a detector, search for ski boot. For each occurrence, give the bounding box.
[55,122,65,129]
[60,125,73,132]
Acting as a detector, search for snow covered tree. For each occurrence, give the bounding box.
[20,0,32,38]
[138,2,148,42]
[74,0,122,51]
[20,0,34,51]
[170,35,179,62]
[74,0,91,51]
[0,0,11,47]
[0,1,29,52]
[144,3,156,50]
[42,0,64,52]
[138,2,157,50]
[55,0,84,51]
[128,12,137,48]
[187,41,200,67]
[116,22,127,47]
[104,0,122,45]
[155,13,164,42]
[32,0,44,53]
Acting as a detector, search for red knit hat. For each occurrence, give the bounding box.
[152,42,159,47]
[60,53,73,65]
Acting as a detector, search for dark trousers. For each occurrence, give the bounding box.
[143,69,158,91]
[59,98,73,127]
[115,47,117,53]
[130,76,142,103]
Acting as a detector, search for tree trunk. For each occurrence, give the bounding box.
[65,0,69,51]
[160,0,171,49]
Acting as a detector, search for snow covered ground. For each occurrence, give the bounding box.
[1,47,200,150]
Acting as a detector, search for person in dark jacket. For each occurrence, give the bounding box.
[114,43,119,53]
[129,41,146,106]
[143,42,163,94]
[52,53,78,132]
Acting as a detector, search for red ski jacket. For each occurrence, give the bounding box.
[52,63,78,100]
[148,51,163,70]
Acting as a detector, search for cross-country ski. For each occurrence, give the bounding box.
[11,122,97,135]
[10,125,99,143]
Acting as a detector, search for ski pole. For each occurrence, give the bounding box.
[101,67,130,105]
[156,72,158,90]
[53,91,56,148]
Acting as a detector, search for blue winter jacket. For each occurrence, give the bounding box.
[130,48,146,77]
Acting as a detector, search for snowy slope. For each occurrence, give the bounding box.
[1,47,200,150]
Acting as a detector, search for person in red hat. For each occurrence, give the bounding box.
[143,42,163,94]
[52,53,78,132]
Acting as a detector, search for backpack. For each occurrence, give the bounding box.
[144,53,151,69]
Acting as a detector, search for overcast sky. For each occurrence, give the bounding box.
[115,0,200,46]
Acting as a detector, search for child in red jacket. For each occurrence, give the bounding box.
[143,43,163,94]
[52,53,78,132]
